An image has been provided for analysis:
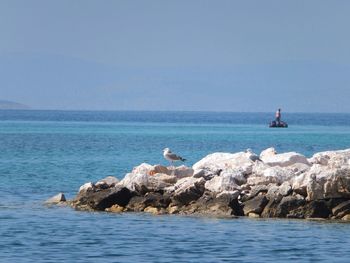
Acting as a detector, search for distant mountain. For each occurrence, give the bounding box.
[0,100,30,110]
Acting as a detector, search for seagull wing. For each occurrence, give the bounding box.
[165,152,186,161]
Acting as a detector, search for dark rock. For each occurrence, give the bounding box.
[188,191,243,216]
[243,195,268,215]
[304,200,331,218]
[261,199,280,218]
[74,186,134,211]
[242,185,269,202]
[126,192,171,212]
[293,186,307,198]
[332,200,350,217]
[276,195,306,218]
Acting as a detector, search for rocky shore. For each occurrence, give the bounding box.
[52,148,350,221]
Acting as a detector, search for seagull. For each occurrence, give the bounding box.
[245,148,262,162]
[163,148,186,167]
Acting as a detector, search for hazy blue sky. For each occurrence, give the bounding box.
[1,0,350,112]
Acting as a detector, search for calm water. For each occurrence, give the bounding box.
[1,110,350,262]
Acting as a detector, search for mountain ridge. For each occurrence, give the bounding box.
[0,100,30,110]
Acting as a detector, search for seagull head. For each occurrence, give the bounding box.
[163,148,170,153]
[245,148,253,154]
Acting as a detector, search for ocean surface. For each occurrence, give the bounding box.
[1,110,350,262]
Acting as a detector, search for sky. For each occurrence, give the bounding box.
[0,0,350,112]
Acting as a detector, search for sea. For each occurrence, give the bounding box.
[1,110,350,263]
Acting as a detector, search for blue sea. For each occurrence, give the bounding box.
[1,110,350,263]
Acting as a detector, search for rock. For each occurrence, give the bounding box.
[308,149,350,167]
[79,182,95,193]
[45,193,66,204]
[248,212,260,218]
[261,194,306,218]
[341,214,350,221]
[144,206,159,214]
[303,166,350,201]
[74,186,134,211]
[243,195,268,215]
[266,184,282,201]
[220,168,247,185]
[216,190,240,200]
[279,182,292,196]
[260,147,277,160]
[251,164,296,185]
[150,165,170,175]
[291,173,308,197]
[106,204,124,213]
[204,173,241,193]
[290,163,312,176]
[172,177,206,206]
[261,152,310,167]
[152,173,177,184]
[167,205,180,214]
[246,185,269,200]
[193,168,217,180]
[119,172,171,193]
[173,165,194,178]
[132,163,154,175]
[261,199,280,218]
[247,175,280,186]
[276,195,306,218]
[193,152,254,175]
[265,182,292,202]
[304,200,331,218]
[332,200,350,217]
[96,176,119,189]
[187,191,243,217]
[126,192,171,212]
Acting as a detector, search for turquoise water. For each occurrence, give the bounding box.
[1,110,350,262]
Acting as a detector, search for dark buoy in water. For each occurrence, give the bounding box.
[269,120,288,128]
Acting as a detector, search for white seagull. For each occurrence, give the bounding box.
[163,148,186,167]
[245,148,262,162]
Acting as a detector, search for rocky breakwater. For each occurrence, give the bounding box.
[69,149,350,220]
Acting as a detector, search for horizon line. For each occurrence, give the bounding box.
[1,108,350,114]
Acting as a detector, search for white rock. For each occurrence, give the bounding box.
[261,152,310,167]
[279,181,292,196]
[79,182,94,193]
[119,172,169,192]
[308,149,350,168]
[205,174,241,193]
[290,156,350,201]
[216,190,240,200]
[260,147,277,160]
[119,172,147,191]
[132,163,154,175]
[172,165,194,178]
[247,176,280,186]
[173,177,205,191]
[220,168,247,185]
[96,176,119,187]
[193,152,254,175]
[250,163,295,185]
[45,193,66,204]
[152,173,177,184]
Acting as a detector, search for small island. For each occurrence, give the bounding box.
[50,148,350,221]
[0,100,30,110]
